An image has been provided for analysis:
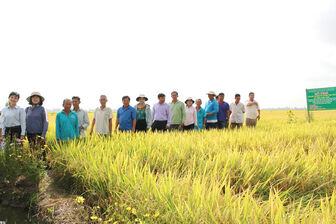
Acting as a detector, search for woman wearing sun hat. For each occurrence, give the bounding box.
[184,97,198,131]
[25,92,49,147]
[134,94,152,132]
[0,92,26,142]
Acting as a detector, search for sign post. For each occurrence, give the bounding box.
[305,87,336,122]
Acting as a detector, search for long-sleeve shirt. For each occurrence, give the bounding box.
[25,106,49,138]
[74,108,90,137]
[169,101,186,125]
[185,105,197,126]
[56,110,79,141]
[196,107,206,130]
[152,102,171,126]
[0,106,26,136]
[205,99,219,122]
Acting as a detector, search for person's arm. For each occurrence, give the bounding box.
[152,105,156,122]
[109,109,113,135]
[83,111,90,131]
[181,104,186,126]
[56,114,61,143]
[132,109,137,133]
[42,107,49,139]
[242,104,246,113]
[0,108,4,139]
[194,108,198,127]
[146,106,152,129]
[166,105,171,129]
[20,108,26,139]
[226,109,230,124]
[90,118,95,135]
[114,118,119,132]
[257,102,261,120]
[75,114,79,138]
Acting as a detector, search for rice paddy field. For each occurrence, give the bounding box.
[46,110,336,223]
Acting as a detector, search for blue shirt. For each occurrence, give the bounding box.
[0,106,26,136]
[117,105,137,131]
[217,101,230,122]
[56,110,79,140]
[25,106,49,138]
[195,107,206,130]
[205,99,219,121]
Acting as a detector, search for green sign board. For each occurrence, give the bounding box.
[306,87,336,111]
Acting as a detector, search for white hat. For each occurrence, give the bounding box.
[206,91,216,96]
[185,97,195,104]
[136,94,148,101]
[26,92,45,102]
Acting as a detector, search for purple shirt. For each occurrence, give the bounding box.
[217,101,230,122]
[25,106,49,138]
[152,102,171,126]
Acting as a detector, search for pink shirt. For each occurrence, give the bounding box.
[185,105,197,126]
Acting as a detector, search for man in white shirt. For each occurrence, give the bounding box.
[229,94,245,129]
[72,96,90,137]
[245,92,260,127]
[90,95,113,136]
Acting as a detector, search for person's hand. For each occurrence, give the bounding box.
[257,115,260,120]
[79,126,83,134]
[195,124,199,128]
[166,125,169,130]
[180,122,184,127]
[114,128,118,134]
[20,135,25,141]
[90,130,93,136]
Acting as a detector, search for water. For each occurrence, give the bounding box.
[0,205,37,224]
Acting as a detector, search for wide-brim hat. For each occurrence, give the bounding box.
[185,97,195,104]
[26,92,45,102]
[206,91,216,96]
[136,94,148,102]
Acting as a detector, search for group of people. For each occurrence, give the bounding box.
[0,91,260,143]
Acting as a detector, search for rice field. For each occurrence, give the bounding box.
[46,110,336,223]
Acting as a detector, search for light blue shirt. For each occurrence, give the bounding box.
[0,106,26,135]
[56,110,79,141]
[205,99,219,121]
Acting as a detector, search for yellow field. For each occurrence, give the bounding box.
[46,110,336,223]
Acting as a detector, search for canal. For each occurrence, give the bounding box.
[0,205,38,224]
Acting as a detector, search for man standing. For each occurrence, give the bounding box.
[115,96,137,133]
[72,96,90,137]
[204,91,219,130]
[152,93,171,132]
[229,94,245,129]
[56,99,79,142]
[217,93,230,129]
[90,95,113,136]
[169,91,186,131]
[245,92,261,127]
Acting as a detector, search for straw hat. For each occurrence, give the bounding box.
[185,97,195,104]
[26,92,45,102]
[136,94,148,102]
[206,91,216,96]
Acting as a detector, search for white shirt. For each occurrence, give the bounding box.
[74,108,90,137]
[93,107,113,134]
[185,105,197,126]
[229,102,245,123]
[245,100,260,119]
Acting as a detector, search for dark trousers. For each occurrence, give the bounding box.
[151,120,167,132]
[230,123,243,129]
[217,121,228,129]
[4,126,21,141]
[135,119,147,132]
[169,124,182,131]
[183,124,194,131]
[206,122,218,130]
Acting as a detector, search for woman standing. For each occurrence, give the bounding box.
[195,99,206,131]
[25,92,49,147]
[134,94,152,132]
[0,92,26,142]
[184,97,198,131]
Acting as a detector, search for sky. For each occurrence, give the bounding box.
[0,0,335,110]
